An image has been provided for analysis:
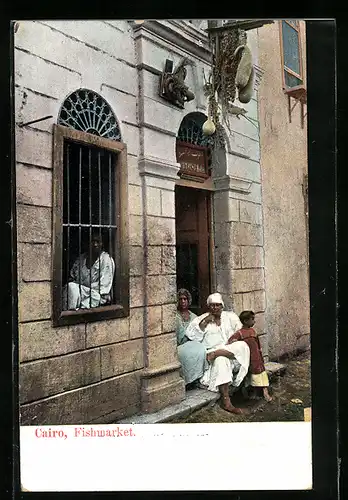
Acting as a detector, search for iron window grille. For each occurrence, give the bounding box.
[53,91,129,327]
[177,113,215,149]
[177,112,214,171]
[58,89,122,141]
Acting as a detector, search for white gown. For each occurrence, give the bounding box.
[62,251,115,310]
[185,311,250,392]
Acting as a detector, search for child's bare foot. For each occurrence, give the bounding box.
[263,388,273,402]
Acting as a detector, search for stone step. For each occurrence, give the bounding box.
[117,362,287,425]
[117,388,220,424]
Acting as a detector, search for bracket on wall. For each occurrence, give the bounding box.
[285,85,307,129]
[159,58,195,108]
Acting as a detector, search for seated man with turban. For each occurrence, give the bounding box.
[62,232,115,311]
[185,292,250,414]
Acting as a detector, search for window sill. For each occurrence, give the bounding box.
[283,85,307,104]
[53,303,129,327]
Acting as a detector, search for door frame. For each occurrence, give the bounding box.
[174,183,214,315]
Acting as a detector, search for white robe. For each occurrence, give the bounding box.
[185,311,250,392]
[62,251,115,310]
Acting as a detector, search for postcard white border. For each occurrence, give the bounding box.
[20,422,312,491]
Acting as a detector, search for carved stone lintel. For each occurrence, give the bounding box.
[159,58,195,109]
[214,175,252,194]
[138,155,180,181]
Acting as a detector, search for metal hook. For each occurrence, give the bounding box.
[18,115,53,128]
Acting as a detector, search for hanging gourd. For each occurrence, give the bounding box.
[234,45,253,89]
[238,65,255,103]
[234,44,254,104]
[202,88,217,136]
[203,24,258,138]
[202,116,216,136]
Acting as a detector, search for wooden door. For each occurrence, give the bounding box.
[175,186,211,315]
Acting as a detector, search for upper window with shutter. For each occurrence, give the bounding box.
[280,20,304,89]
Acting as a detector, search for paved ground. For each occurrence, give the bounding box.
[170,350,311,423]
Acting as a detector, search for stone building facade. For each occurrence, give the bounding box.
[257,20,310,358]
[15,19,305,425]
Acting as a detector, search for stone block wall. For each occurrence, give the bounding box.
[212,28,268,357]
[16,20,270,423]
[213,187,267,357]
[15,20,146,424]
[132,21,216,412]
[258,21,310,358]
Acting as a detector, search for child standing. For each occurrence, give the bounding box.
[227,310,272,402]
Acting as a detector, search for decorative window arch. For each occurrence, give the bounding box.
[176,112,215,182]
[177,112,214,148]
[53,89,129,327]
[58,89,122,141]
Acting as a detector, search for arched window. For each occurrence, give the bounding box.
[176,112,214,182]
[53,89,129,326]
[177,112,214,148]
[58,89,122,140]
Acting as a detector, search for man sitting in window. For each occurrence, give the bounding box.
[62,232,115,310]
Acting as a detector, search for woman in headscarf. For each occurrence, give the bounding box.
[176,289,208,388]
[185,292,250,414]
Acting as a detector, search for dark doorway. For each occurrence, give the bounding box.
[175,186,212,315]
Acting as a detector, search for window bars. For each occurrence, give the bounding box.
[58,90,122,313]
[62,140,117,311]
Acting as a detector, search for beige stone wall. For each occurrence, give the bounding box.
[15,20,145,424]
[16,20,285,421]
[133,21,202,411]
[15,19,213,422]
[212,28,267,357]
[257,21,310,358]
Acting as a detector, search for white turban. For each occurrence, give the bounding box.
[207,292,224,307]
